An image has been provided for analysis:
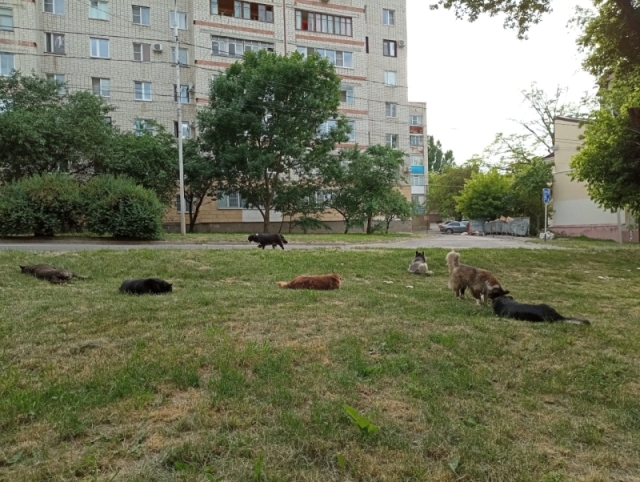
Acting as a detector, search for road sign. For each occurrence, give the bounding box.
[543,188,551,204]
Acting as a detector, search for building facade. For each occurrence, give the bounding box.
[0,0,425,232]
[550,116,637,242]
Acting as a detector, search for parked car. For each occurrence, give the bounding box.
[438,220,469,234]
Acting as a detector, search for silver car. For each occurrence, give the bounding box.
[438,221,469,234]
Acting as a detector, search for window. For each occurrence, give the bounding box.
[296,46,353,68]
[90,38,110,58]
[347,121,355,142]
[175,195,193,213]
[134,119,153,135]
[340,85,354,104]
[295,10,352,36]
[104,116,112,125]
[174,121,191,139]
[134,81,152,101]
[174,84,189,103]
[385,102,397,118]
[92,77,110,97]
[169,11,187,30]
[318,119,338,136]
[133,43,151,62]
[46,73,65,94]
[44,0,64,15]
[412,195,425,213]
[383,40,397,57]
[212,36,274,57]
[410,155,423,166]
[0,52,14,76]
[410,115,423,126]
[0,7,13,31]
[45,33,65,54]
[132,6,150,25]
[218,192,244,209]
[89,1,108,20]
[411,175,425,186]
[382,9,395,26]
[410,135,423,146]
[385,134,398,149]
[211,1,273,22]
[384,71,397,86]
[172,47,188,65]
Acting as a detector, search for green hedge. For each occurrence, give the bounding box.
[82,175,165,240]
[0,173,82,236]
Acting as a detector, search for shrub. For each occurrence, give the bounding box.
[82,175,164,239]
[0,173,82,236]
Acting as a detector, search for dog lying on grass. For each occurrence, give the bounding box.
[445,250,509,304]
[276,273,341,290]
[492,295,591,325]
[408,251,433,275]
[20,264,86,284]
[119,278,173,295]
[248,233,288,250]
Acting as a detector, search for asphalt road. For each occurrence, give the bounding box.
[0,234,558,252]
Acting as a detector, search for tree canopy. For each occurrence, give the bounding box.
[427,136,455,173]
[428,161,480,220]
[197,50,348,233]
[455,169,514,220]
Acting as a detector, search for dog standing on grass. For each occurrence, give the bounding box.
[276,274,341,290]
[408,251,433,276]
[445,250,509,304]
[248,233,288,250]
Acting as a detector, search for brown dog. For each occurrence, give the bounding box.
[445,251,508,304]
[276,273,341,290]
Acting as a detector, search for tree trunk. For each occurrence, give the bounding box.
[366,215,373,234]
[344,219,349,234]
[263,196,271,233]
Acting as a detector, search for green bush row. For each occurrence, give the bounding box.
[0,173,165,239]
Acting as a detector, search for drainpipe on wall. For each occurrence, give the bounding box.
[282,0,287,55]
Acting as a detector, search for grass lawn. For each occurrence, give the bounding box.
[0,248,639,481]
[162,232,418,244]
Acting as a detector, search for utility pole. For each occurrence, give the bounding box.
[174,0,186,235]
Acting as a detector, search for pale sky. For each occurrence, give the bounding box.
[407,0,596,164]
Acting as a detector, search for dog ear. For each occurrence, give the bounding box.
[502,290,510,296]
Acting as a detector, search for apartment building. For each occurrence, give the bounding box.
[0,0,426,232]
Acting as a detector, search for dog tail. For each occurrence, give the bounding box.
[445,250,460,273]
[563,317,591,326]
[276,281,289,288]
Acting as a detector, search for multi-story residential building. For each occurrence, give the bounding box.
[0,0,426,232]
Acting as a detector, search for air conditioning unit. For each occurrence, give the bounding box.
[153,43,163,52]
[188,82,195,92]
[398,40,405,48]
[189,120,196,128]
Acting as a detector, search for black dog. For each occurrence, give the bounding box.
[248,233,288,250]
[492,296,590,325]
[119,278,173,295]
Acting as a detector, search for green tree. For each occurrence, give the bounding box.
[324,146,407,234]
[103,124,178,205]
[379,189,413,233]
[455,169,513,220]
[427,161,480,220]
[574,1,640,82]
[198,50,348,233]
[427,136,455,173]
[511,158,553,233]
[431,1,640,44]
[179,138,218,232]
[571,73,640,217]
[271,180,324,233]
[0,72,114,182]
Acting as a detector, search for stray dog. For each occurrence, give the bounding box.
[408,251,433,275]
[445,251,509,304]
[119,278,173,295]
[276,273,341,290]
[248,233,288,250]
[492,296,591,325]
[20,264,86,284]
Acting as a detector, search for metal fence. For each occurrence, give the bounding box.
[466,218,530,237]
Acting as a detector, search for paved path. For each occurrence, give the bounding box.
[0,234,558,252]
